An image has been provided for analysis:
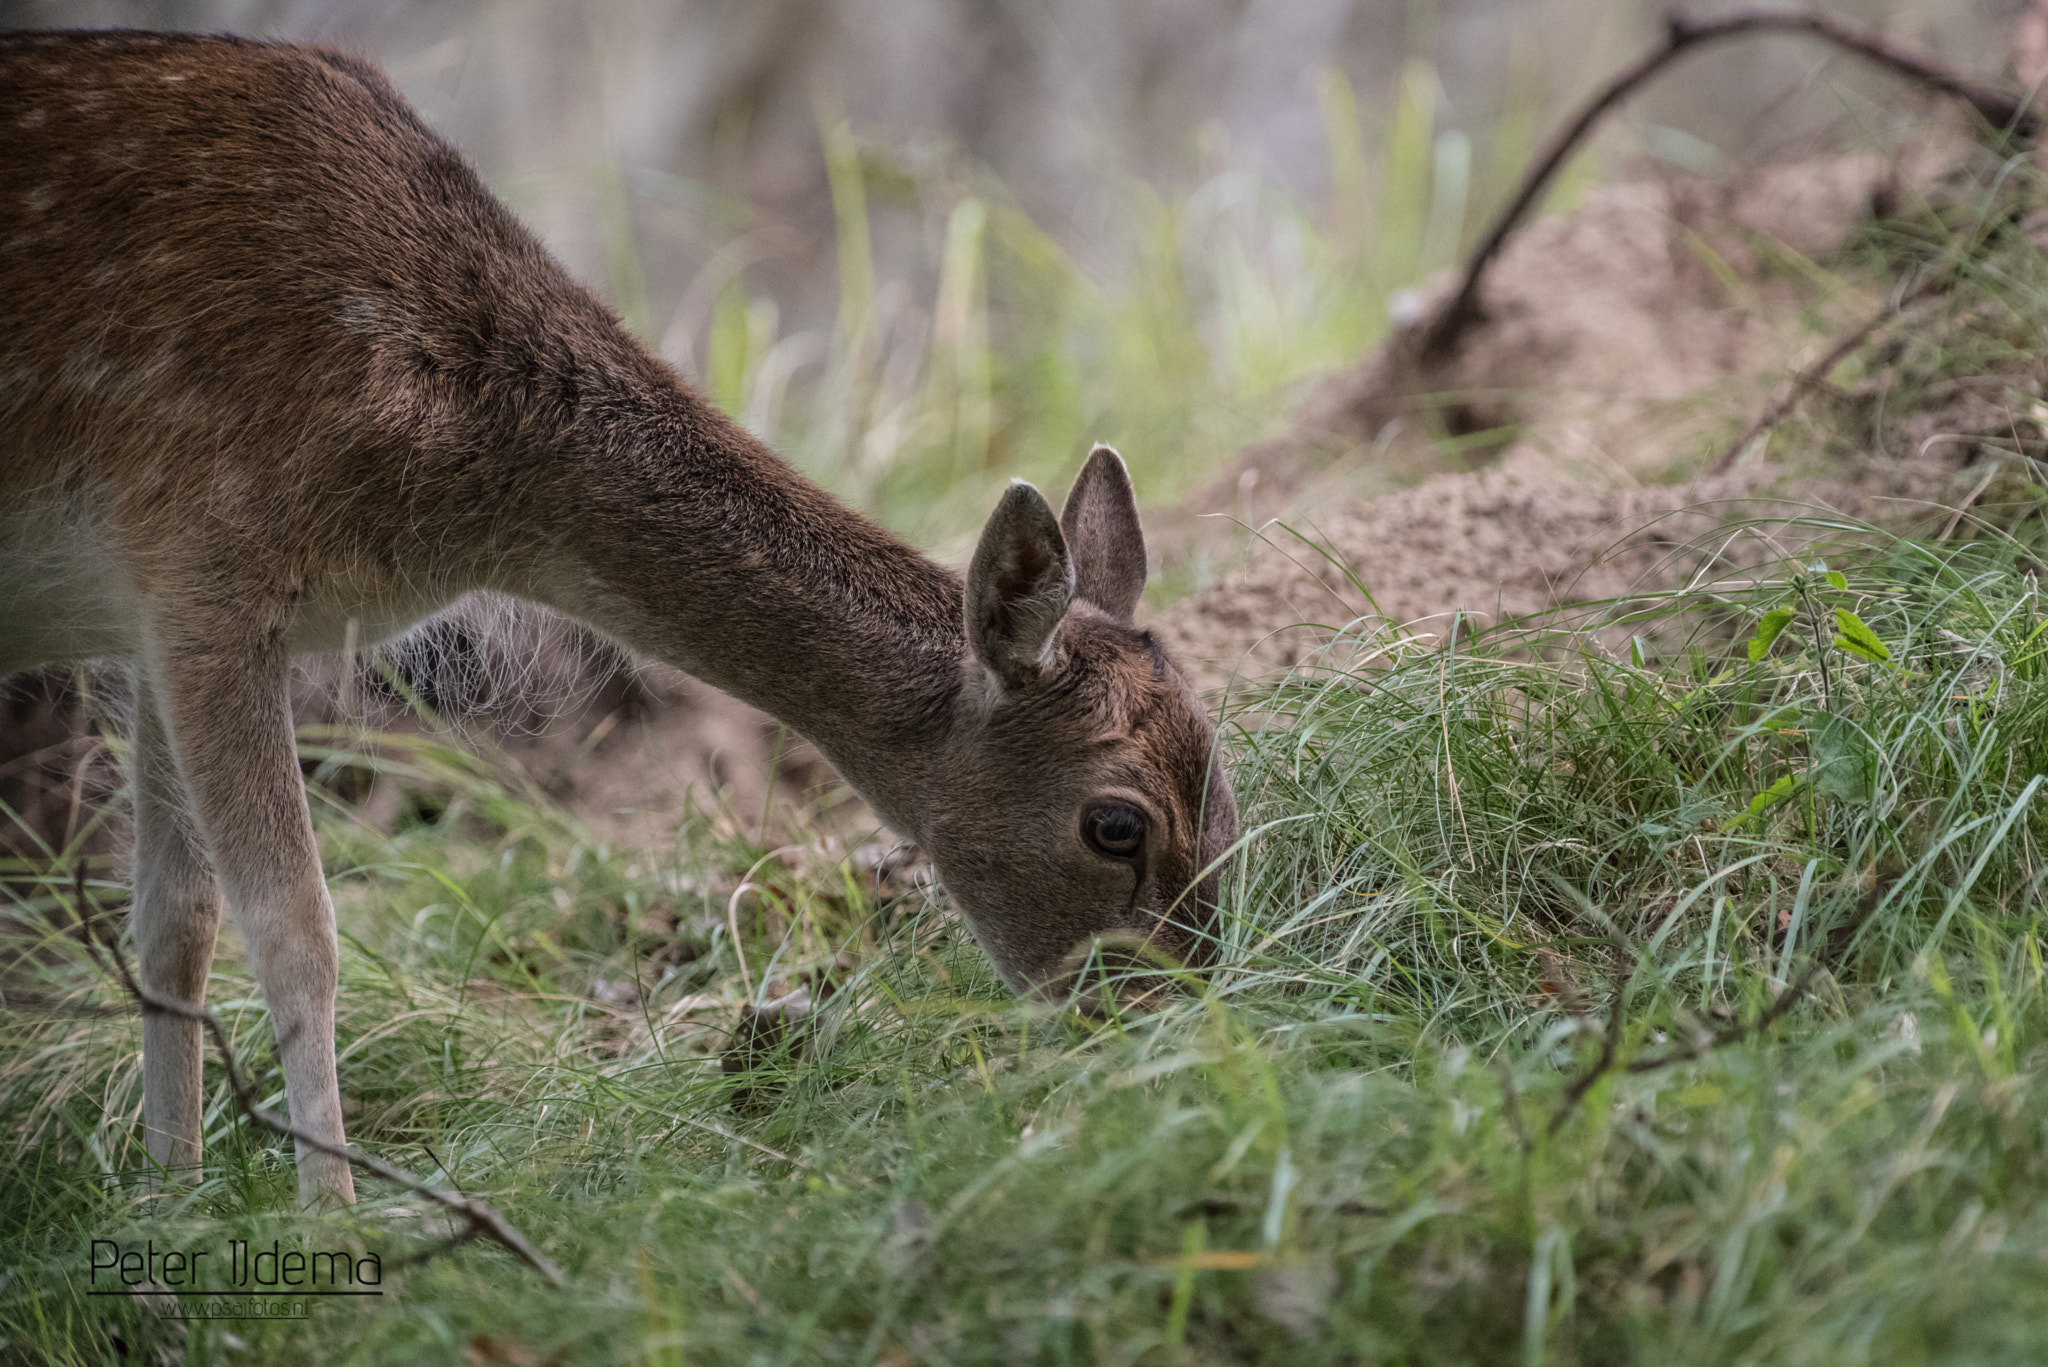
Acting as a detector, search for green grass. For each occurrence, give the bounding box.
[6,516,2048,1364]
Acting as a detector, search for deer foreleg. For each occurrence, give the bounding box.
[131,672,223,1188]
[144,623,355,1207]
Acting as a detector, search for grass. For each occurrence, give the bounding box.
[8,39,2048,1367]
[6,518,2048,1364]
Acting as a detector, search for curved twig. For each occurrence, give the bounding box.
[1710,231,1978,475]
[1419,7,2036,363]
[1707,292,1917,475]
[1548,958,1826,1134]
[1624,962,1825,1074]
[69,868,565,1289]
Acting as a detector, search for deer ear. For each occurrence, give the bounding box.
[1059,444,1147,622]
[967,480,1075,690]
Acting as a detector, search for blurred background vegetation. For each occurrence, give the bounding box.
[0,0,2021,550]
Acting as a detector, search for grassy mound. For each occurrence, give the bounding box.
[5,520,2047,1364]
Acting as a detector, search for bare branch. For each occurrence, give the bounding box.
[1709,270,1955,475]
[1625,962,1825,1074]
[1419,7,2035,365]
[1547,958,1825,1134]
[1548,967,1631,1136]
[68,867,565,1289]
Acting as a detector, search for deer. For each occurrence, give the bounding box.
[0,31,1237,1207]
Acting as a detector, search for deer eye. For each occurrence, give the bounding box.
[1084,804,1146,859]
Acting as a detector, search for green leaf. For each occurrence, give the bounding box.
[1832,609,1892,663]
[1812,712,1876,804]
[1747,606,1796,661]
[1824,570,1848,592]
[1737,773,1802,825]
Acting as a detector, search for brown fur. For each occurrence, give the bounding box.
[0,31,1235,1206]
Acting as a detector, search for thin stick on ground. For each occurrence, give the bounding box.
[1708,276,1946,475]
[1419,7,2036,364]
[1548,967,1631,1136]
[1624,962,1825,1074]
[1549,959,1826,1134]
[1939,460,2007,541]
[66,867,566,1290]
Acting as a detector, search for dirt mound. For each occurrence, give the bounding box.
[1145,136,1971,553]
[1153,446,1978,694]
[1149,141,1994,694]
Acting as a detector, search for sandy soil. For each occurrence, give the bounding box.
[1151,447,1981,695]
[1149,138,1999,696]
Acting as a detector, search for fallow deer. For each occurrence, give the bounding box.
[0,31,1236,1206]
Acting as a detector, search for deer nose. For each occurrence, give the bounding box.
[1055,928,1184,1017]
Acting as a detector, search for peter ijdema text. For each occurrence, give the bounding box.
[88,1239,383,1319]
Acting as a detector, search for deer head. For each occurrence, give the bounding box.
[923,446,1237,996]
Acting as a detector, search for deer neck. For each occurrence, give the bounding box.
[518,371,969,841]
